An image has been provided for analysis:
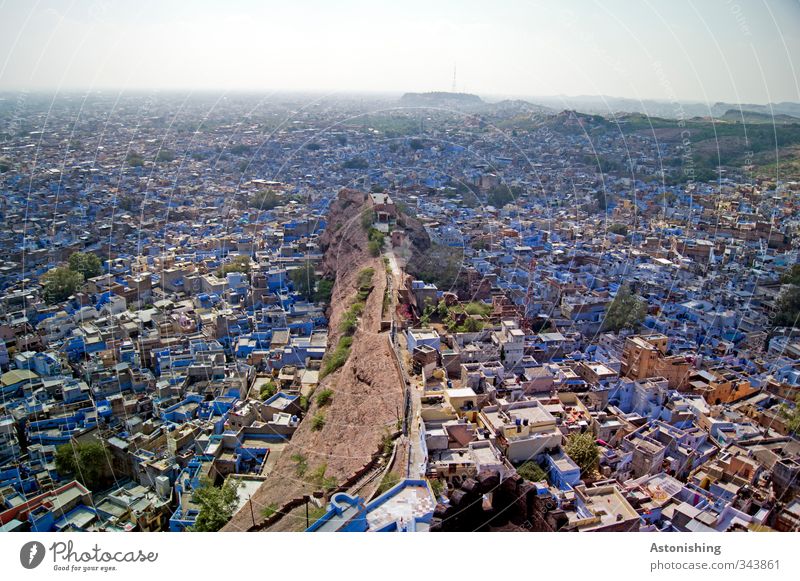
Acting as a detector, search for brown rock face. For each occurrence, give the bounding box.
[223,189,405,531]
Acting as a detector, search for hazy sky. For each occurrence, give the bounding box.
[0,0,798,104]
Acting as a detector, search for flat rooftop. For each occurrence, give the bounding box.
[366,483,435,531]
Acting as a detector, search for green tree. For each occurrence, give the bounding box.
[565,432,599,476]
[444,310,457,330]
[230,144,251,155]
[191,477,240,532]
[361,208,375,230]
[607,223,628,236]
[779,396,800,435]
[259,381,277,400]
[126,152,144,167]
[41,267,84,303]
[406,244,469,295]
[314,278,334,303]
[781,264,800,286]
[419,311,431,327]
[464,302,492,316]
[486,184,522,208]
[155,149,176,162]
[367,228,385,257]
[602,285,647,332]
[250,189,286,211]
[774,285,800,329]
[342,157,368,170]
[419,298,434,327]
[517,460,547,482]
[68,252,103,280]
[291,263,317,301]
[54,441,109,491]
[461,316,482,333]
[594,190,608,211]
[217,255,251,277]
[429,478,444,498]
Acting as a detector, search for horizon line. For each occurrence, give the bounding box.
[0,87,797,109]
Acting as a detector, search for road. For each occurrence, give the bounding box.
[384,246,426,479]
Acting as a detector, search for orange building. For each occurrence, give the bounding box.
[620,334,691,390]
[686,368,758,405]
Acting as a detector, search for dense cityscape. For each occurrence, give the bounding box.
[1,90,799,534]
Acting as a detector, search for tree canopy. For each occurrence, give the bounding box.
[290,263,317,302]
[191,477,241,532]
[155,149,176,162]
[607,223,628,236]
[250,189,288,211]
[41,267,84,304]
[781,264,800,286]
[593,190,608,211]
[368,228,385,257]
[217,255,251,277]
[342,157,368,170]
[517,460,547,482]
[406,244,468,295]
[565,432,599,476]
[602,284,647,332]
[314,278,334,303]
[779,396,800,435]
[486,184,522,208]
[54,440,110,491]
[774,281,800,329]
[68,252,103,280]
[259,381,277,400]
[360,208,375,230]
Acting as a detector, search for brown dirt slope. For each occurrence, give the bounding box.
[223,189,404,531]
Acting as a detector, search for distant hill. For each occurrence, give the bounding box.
[717,109,800,125]
[546,109,615,134]
[521,95,800,121]
[539,108,800,182]
[710,101,800,119]
[399,92,483,107]
[484,99,554,114]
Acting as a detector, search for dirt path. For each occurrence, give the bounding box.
[223,192,405,532]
